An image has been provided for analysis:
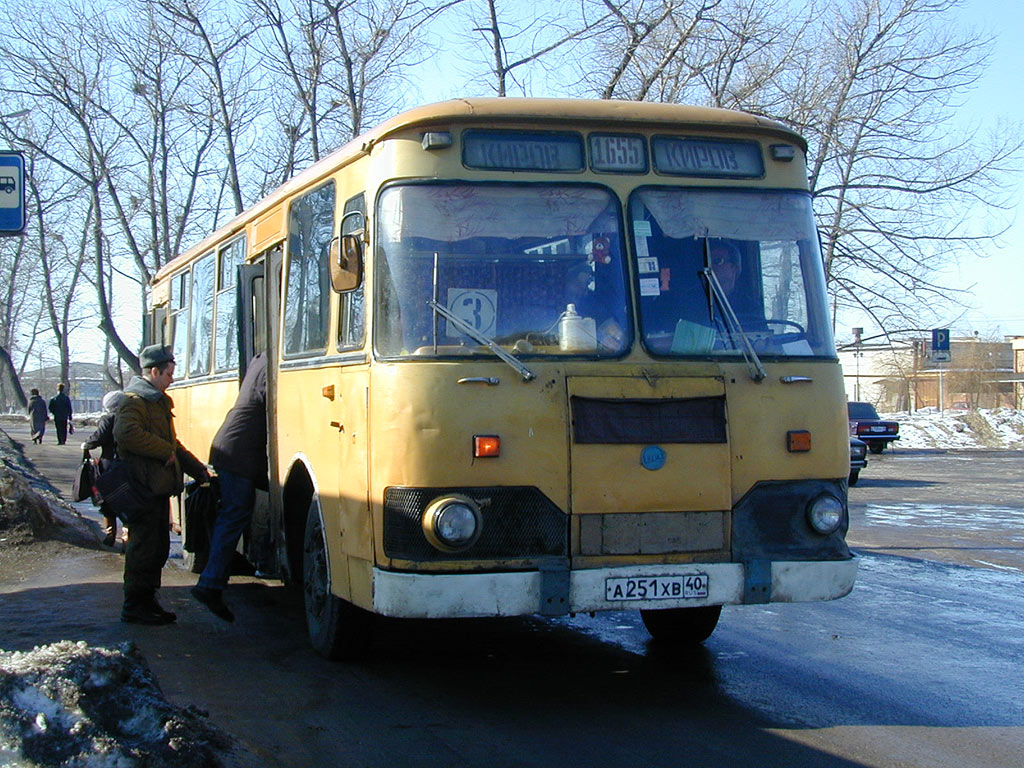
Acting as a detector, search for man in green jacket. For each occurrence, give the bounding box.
[114,344,209,625]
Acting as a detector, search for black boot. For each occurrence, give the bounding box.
[191,585,234,622]
[122,589,174,625]
[148,593,177,623]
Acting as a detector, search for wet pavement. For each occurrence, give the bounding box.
[846,447,1024,572]
[2,419,1023,767]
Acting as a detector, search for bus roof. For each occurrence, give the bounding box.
[154,98,806,283]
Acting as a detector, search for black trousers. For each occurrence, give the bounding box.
[54,418,69,444]
[123,497,170,603]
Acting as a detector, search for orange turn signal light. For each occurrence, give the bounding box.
[787,430,812,452]
[474,435,500,458]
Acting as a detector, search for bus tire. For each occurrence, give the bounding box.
[640,605,722,645]
[303,500,372,660]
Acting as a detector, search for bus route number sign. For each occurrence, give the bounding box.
[605,573,709,601]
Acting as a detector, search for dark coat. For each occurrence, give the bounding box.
[48,392,73,421]
[114,376,207,497]
[28,395,48,434]
[85,412,118,470]
[209,353,268,488]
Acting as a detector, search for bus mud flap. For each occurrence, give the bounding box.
[743,559,772,604]
[539,557,570,616]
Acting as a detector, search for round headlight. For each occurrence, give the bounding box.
[422,496,482,551]
[807,494,845,535]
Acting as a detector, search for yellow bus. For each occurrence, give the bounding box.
[149,98,856,658]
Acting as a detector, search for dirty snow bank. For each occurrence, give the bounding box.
[880,407,1024,450]
[0,640,234,768]
[0,431,67,547]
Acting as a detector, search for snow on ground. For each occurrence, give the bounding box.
[0,641,232,768]
[878,407,1024,450]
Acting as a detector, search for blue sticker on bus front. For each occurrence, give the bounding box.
[641,445,666,471]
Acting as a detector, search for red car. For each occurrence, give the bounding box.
[848,401,900,454]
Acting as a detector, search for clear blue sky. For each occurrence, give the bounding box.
[936,0,1024,340]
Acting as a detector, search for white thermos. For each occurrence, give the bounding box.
[559,304,597,352]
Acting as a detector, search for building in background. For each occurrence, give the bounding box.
[839,334,1018,412]
[10,362,127,415]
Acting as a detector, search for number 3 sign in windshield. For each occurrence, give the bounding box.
[446,289,497,339]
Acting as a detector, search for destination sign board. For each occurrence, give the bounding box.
[463,130,584,172]
[652,137,764,178]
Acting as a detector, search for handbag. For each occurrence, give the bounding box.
[183,477,221,573]
[94,460,153,524]
[71,450,96,502]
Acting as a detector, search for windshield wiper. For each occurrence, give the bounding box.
[701,265,766,383]
[427,299,536,382]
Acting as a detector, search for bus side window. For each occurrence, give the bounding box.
[189,252,215,377]
[215,235,246,371]
[169,270,191,373]
[147,305,168,347]
[284,181,335,356]
[338,193,366,351]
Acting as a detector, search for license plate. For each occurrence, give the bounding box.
[871,425,886,432]
[605,573,709,602]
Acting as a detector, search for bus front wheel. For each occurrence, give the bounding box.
[303,500,372,660]
[640,605,722,645]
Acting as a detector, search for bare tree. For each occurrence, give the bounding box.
[0,8,142,367]
[104,3,222,275]
[150,0,261,215]
[456,0,609,96]
[0,232,33,409]
[786,0,1022,334]
[583,0,1021,336]
[583,0,713,101]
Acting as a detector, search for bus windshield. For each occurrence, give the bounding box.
[376,184,632,358]
[630,188,835,358]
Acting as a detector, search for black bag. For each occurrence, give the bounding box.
[94,460,153,524]
[71,450,96,502]
[183,477,220,573]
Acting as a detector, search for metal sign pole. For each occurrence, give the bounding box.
[939,361,944,413]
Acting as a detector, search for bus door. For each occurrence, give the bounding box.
[568,375,732,564]
[238,245,285,575]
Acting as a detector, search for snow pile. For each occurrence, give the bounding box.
[880,407,1024,450]
[0,641,234,768]
[0,433,62,546]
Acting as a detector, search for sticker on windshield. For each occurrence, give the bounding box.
[637,257,659,274]
[446,289,497,339]
[639,277,660,297]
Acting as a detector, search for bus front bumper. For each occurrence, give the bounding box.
[370,558,858,619]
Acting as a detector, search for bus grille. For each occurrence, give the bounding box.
[383,486,568,562]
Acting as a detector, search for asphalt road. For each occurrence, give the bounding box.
[2,421,1023,768]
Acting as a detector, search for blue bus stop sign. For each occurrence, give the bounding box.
[0,151,26,235]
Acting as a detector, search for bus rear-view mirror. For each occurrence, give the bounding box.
[330,234,363,292]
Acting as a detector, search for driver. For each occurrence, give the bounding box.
[708,239,742,298]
